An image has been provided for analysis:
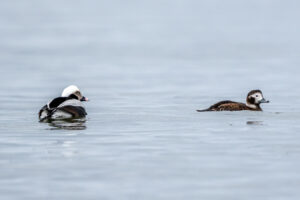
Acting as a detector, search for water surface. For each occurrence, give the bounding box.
[0,1,300,199]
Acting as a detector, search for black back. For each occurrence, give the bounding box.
[48,97,68,109]
[48,95,78,109]
[39,94,83,121]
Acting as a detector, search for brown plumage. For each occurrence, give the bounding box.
[197,90,269,112]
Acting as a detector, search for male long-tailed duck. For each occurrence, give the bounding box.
[39,85,88,121]
[197,90,269,112]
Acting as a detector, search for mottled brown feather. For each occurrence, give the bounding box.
[197,90,266,112]
[197,100,261,112]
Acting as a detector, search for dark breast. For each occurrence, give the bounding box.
[207,101,253,111]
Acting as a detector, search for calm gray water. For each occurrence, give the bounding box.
[1,1,300,199]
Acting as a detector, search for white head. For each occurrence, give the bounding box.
[246,90,269,108]
[62,85,80,97]
[61,85,88,101]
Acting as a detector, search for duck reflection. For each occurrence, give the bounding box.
[246,121,263,126]
[46,118,87,130]
[57,140,78,158]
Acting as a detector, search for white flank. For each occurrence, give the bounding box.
[51,110,73,119]
[57,99,84,108]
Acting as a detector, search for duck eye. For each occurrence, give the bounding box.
[256,95,258,97]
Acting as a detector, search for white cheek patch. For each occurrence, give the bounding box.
[251,93,263,103]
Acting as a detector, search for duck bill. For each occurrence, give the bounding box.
[80,96,89,101]
[259,98,269,103]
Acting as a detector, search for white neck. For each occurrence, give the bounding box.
[246,102,257,109]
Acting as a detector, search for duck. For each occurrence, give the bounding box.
[39,85,88,121]
[197,90,269,112]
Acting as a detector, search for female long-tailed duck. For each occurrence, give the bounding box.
[197,90,269,112]
[39,85,88,121]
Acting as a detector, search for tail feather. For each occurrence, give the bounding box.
[39,114,51,122]
[196,108,211,112]
[39,110,52,122]
[39,105,54,122]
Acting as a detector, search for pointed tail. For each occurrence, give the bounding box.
[196,108,210,112]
